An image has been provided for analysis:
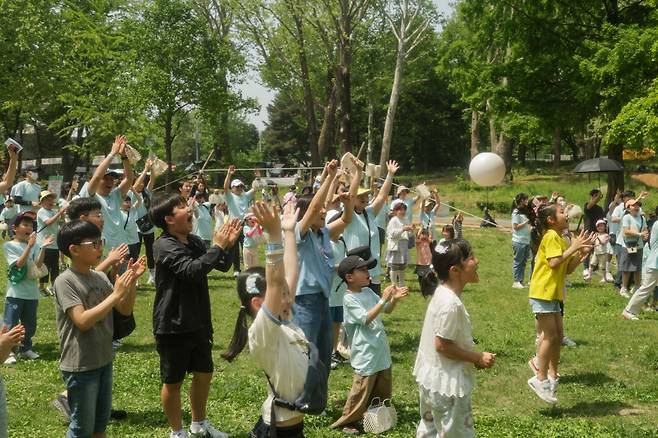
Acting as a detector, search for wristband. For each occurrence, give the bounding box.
[108,152,116,159]
[266,242,283,251]
[265,248,284,256]
[377,298,387,306]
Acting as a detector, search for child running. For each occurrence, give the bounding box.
[414,239,496,437]
[527,204,592,403]
[330,256,409,434]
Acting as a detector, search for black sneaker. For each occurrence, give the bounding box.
[331,351,349,367]
[110,409,128,420]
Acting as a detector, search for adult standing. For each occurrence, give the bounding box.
[79,135,135,253]
[224,165,259,277]
[610,190,644,288]
[341,161,399,295]
[582,189,606,280]
[12,165,41,213]
[618,198,648,298]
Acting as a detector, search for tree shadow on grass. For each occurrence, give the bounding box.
[388,330,420,356]
[541,400,633,418]
[559,372,615,386]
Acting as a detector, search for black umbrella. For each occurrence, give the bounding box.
[573,157,624,187]
[573,158,624,173]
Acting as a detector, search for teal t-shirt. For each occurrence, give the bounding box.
[37,207,59,249]
[342,206,382,278]
[13,180,41,213]
[4,240,41,300]
[120,207,140,245]
[643,221,658,270]
[343,287,392,376]
[79,185,125,250]
[620,214,645,249]
[226,191,253,220]
[511,209,531,245]
[192,203,213,242]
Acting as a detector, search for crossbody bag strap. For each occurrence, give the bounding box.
[265,373,278,438]
[123,209,130,230]
[362,209,372,248]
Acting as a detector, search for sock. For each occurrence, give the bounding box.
[190,420,207,433]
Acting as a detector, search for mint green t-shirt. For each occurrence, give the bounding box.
[37,207,59,249]
[79,185,125,250]
[4,240,41,300]
[343,287,392,376]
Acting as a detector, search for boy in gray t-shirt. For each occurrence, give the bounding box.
[54,220,145,438]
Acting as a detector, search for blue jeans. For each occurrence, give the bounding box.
[62,362,113,438]
[293,292,332,378]
[3,297,38,352]
[512,242,531,283]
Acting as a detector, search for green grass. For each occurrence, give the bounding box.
[2,227,658,437]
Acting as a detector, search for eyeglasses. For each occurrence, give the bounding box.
[77,240,103,250]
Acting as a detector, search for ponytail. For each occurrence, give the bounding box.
[221,267,267,362]
[221,306,249,362]
[420,269,439,297]
[421,239,473,297]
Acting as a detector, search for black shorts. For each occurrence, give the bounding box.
[155,330,214,384]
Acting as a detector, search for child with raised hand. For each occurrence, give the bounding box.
[150,193,241,438]
[54,219,145,438]
[527,204,593,404]
[242,212,265,270]
[221,202,312,437]
[3,212,54,363]
[0,323,24,435]
[386,199,415,286]
[330,258,408,434]
[414,239,495,437]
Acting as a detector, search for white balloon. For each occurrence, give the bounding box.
[468,152,506,187]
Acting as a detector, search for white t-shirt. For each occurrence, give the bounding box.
[413,284,475,397]
[248,305,308,425]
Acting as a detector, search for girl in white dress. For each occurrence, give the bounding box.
[414,239,496,438]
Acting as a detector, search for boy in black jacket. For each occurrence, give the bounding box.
[150,193,241,438]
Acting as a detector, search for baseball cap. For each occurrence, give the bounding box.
[596,219,607,227]
[13,211,36,227]
[396,185,410,195]
[337,255,377,281]
[104,169,121,178]
[231,179,245,188]
[356,187,371,197]
[390,199,406,211]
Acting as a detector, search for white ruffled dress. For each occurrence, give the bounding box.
[413,284,475,397]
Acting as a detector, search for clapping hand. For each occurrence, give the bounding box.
[391,286,409,301]
[41,234,56,247]
[281,202,299,233]
[0,324,25,362]
[107,244,129,266]
[111,135,127,156]
[113,269,136,299]
[213,218,241,249]
[127,256,147,278]
[253,201,281,237]
[386,160,399,176]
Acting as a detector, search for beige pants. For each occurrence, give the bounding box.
[243,247,259,270]
[416,386,474,438]
[330,367,392,429]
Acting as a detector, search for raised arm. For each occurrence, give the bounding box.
[224,165,235,192]
[118,146,135,197]
[299,160,338,236]
[0,147,18,193]
[328,165,360,240]
[133,159,152,193]
[370,160,399,216]
[88,135,125,196]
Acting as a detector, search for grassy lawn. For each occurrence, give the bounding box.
[2,228,657,437]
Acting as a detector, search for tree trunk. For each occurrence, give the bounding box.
[62,127,82,182]
[379,41,406,175]
[164,112,174,188]
[337,3,352,156]
[518,142,527,164]
[605,142,624,212]
[34,123,43,169]
[470,109,480,159]
[553,126,561,170]
[318,79,337,160]
[292,13,320,166]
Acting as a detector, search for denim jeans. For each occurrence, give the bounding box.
[62,362,113,438]
[3,297,38,352]
[512,242,531,283]
[293,292,332,378]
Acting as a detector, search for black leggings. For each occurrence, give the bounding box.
[139,232,155,269]
[40,248,60,284]
[232,229,245,272]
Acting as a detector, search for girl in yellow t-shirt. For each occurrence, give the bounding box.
[527,204,593,404]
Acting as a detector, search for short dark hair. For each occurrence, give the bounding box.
[589,189,601,197]
[57,220,102,257]
[296,193,315,220]
[67,197,102,220]
[149,193,186,230]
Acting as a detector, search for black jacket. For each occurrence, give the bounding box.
[152,231,232,336]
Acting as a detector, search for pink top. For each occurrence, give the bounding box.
[416,237,432,266]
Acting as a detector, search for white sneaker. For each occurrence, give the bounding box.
[147,269,155,285]
[512,281,525,289]
[170,430,190,438]
[605,272,615,282]
[20,349,40,360]
[619,288,631,299]
[548,376,559,399]
[622,310,639,320]
[189,422,229,438]
[600,277,607,283]
[561,336,577,347]
[629,286,636,296]
[582,268,589,277]
[527,376,557,404]
[3,353,16,365]
[233,271,240,278]
[583,273,592,281]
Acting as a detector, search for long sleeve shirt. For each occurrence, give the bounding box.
[152,231,232,336]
